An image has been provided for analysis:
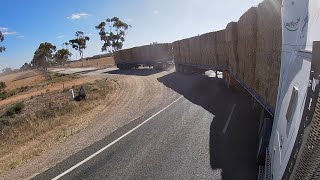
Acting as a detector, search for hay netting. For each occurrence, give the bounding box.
[216,30,227,68]
[256,0,282,107]
[237,7,258,90]
[173,41,181,64]
[225,22,238,74]
[179,39,190,64]
[189,36,201,65]
[200,32,218,67]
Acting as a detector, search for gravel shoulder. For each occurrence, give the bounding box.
[1,68,178,180]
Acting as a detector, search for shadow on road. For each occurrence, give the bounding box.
[157,72,260,180]
[105,68,161,76]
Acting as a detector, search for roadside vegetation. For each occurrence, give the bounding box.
[0,16,129,175]
[0,77,119,174]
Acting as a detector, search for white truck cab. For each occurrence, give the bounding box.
[267,0,320,179]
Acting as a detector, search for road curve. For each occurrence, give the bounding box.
[33,71,260,180]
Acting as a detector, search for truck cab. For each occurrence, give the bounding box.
[265,0,320,179]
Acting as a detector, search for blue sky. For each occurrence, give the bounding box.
[0,0,261,70]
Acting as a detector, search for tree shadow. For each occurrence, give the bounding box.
[157,72,260,180]
[105,68,161,76]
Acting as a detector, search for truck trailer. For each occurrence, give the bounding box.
[112,0,320,178]
[113,43,174,70]
[173,0,320,179]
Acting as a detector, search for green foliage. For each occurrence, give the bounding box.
[0,92,8,100]
[0,81,6,90]
[2,67,13,74]
[0,117,9,126]
[69,31,90,59]
[54,48,72,65]
[20,62,32,70]
[0,31,5,53]
[31,42,57,68]
[4,102,25,117]
[95,17,131,53]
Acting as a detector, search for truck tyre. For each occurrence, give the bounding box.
[153,64,158,70]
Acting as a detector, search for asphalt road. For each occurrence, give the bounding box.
[33,72,260,180]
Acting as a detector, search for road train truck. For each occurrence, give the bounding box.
[258,0,320,179]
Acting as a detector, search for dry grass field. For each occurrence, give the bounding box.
[0,70,46,91]
[64,57,115,68]
[0,71,119,175]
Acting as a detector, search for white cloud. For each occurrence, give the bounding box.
[85,33,92,37]
[57,35,66,39]
[0,27,17,36]
[67,13,89,20]
[2,31,17,35]
[0,27,8,31]
[153,10,159,14]
[16,35,25,39]
[125,18,133,22]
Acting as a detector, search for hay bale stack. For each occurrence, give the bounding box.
[189,36,201,65]
[143,45,151,62]
[131,47,140,62]
[173,41,182,64]
[225,22,238,74]
[200,32,218,67]
[237,7,257,89]
[162,43,173,62]
[121,48,131,64]
[256,0,282,107]
[113,50,121,64]
[149,44,163,62]
[180,39,190,65]
[216,30,227,68]
[150,44,162,61]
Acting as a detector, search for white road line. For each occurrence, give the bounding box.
[52,96,183,180]
[222,104,236,134]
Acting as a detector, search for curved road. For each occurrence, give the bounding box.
[32,70,260,180]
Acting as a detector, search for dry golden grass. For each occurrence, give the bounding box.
[65,57,115,68]
[0,74,100,108]
[0,70,46,91]
[0,79,119,175]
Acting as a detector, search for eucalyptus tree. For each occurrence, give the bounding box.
[96,17,131,53]
[0,31,5,53]
[69,31,90,59]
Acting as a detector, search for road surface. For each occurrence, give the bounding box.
[33,71,260,180]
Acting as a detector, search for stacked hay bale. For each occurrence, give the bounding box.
[173,41,181,63]
[148,45,154,61]
[256,0,282,107]
[142,45,150,62]
[180,39,190,65]
[122,48,132,64]
[216,30,227,69]
[113,50,121,64]
[237,7,258,90]
[200,32,218,68]
[131,47,140,63]
[189,36,201,65]
[162,43,173,62]
[225,22,238,75]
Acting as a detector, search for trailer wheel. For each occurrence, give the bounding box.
[176,65,180,72]
[153,64,158,70]
[118,64,123,70]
